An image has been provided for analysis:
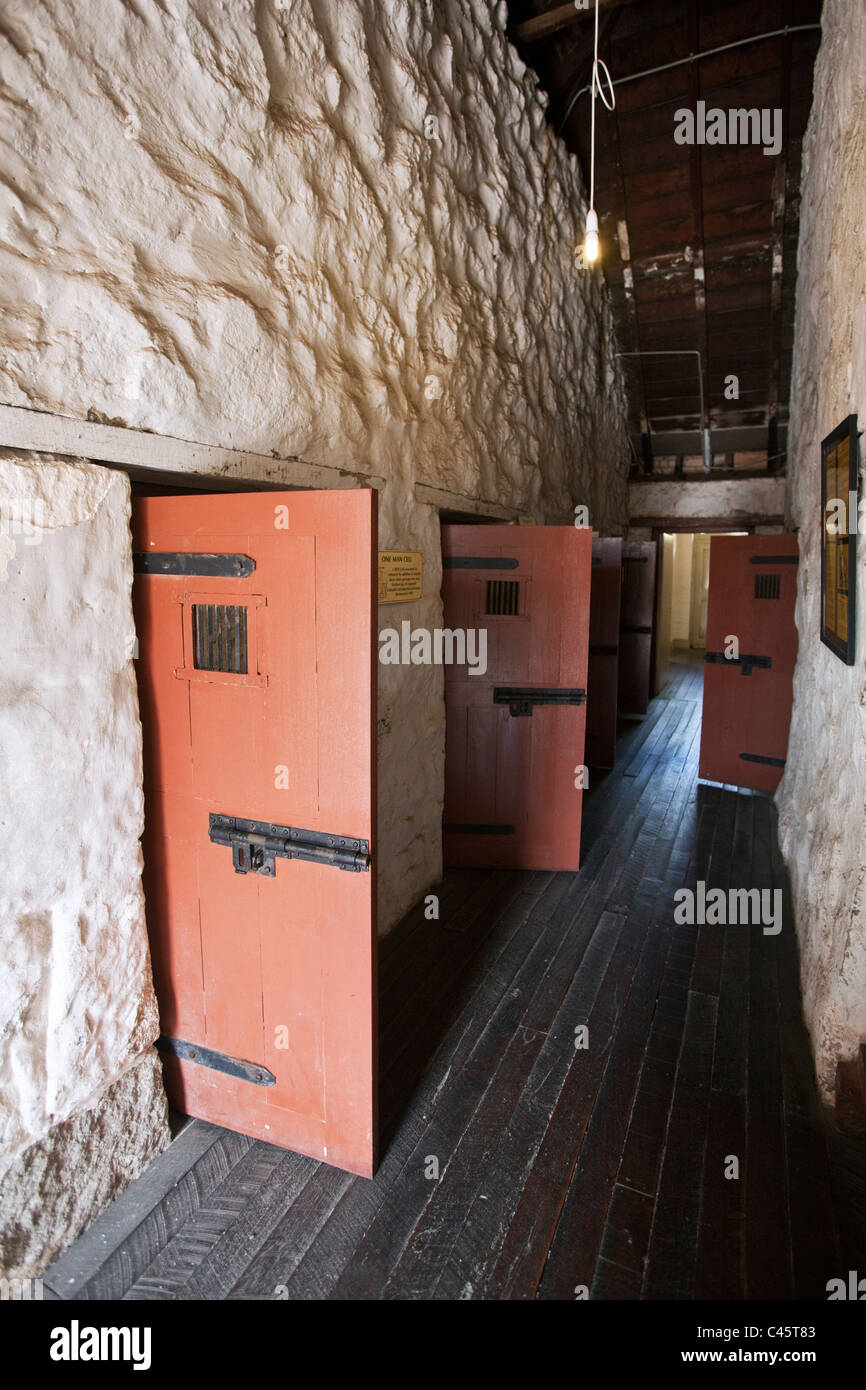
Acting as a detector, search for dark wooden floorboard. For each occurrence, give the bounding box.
[47,654,850,1300]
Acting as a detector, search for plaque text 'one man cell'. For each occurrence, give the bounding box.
[378,551,423,604]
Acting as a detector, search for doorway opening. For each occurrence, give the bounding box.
[653,531,747,700]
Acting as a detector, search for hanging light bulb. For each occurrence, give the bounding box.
[584,208,599,263]
[577,0,614,272]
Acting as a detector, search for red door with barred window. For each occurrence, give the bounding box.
[699,533,799,793]
[442,525,592,870]
[132,490,378,1177]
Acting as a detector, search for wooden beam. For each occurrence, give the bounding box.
[415,482,529,522]
[0,405,385,492]
[634,514,783,532]
[630,468,783,485]
[511,0,633,45]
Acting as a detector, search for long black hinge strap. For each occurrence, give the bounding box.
[442,556,519,569]
[209,815,370,874]
[134,552,256,577]
[156,1036,275,1086]
[749,555,799,565]
[740,752,786,768]
[493,686,586,716]
[705,652,772,675]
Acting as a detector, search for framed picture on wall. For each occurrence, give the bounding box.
[821,413,859,665]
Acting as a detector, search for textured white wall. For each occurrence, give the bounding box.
[0,452,170,1273]
[776,0,866,1101]
[0,0,630,936]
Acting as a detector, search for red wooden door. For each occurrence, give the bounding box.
[442,525,591,870]
[586,537,623,769]
[699,533,799,794]
[618,540,657,715]
[132,490,378,1178]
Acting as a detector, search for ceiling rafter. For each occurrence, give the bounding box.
[507,0,822,474]
[511,0,638,46]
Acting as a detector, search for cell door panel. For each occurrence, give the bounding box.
[442,525,591,871]
[618,541,657,715]
[699,534,799,794]
[133,489,377,1178]
[586,537,623,768]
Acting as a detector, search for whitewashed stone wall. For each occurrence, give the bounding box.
[776,0,866,1101]
[0,452,170,1276]
[0,0,629,939]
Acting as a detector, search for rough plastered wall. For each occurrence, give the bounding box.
[0,452,170,1276]
[0,0,629,938]
[776,0,866,1101]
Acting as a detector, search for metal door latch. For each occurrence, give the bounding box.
[209,814,370,874]
[493,686,587,717]
[704,652,772,676]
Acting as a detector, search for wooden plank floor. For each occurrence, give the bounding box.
[45,652,848,1301]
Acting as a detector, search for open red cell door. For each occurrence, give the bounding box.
[132,490,377,1178]
[699,533,799,794]
[442,524,591,870]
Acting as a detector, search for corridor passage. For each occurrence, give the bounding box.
[45,656,852,1300]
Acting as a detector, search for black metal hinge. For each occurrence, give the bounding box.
[209,815,370,875]
[705,651,772,676]
[157,1035,275,1086]
[133,552,256,577]
[443,556,519,569]
[740,752,786,768]
[493,686,586,717]
[749,555,799,565]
